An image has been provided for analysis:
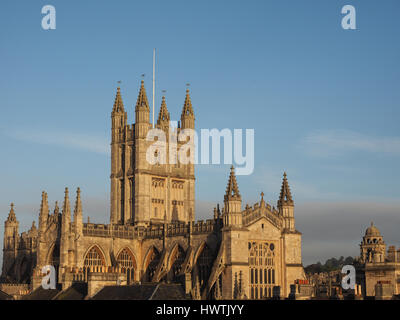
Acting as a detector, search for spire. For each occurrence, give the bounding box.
[135,80,150,112]
[157,96,170,126]
[62,187,71,235]
[260,191,265,205]
[54,201,60,215]
[74,187,83,235]
[224,166,241,201]
[112,87,125,113]
[40,191,49,216]
[39,191,49,232]
[30,221,37,231]
[278,172,294,207]
[7,203,17,222]
[63,187,70,215]
[74,187,82,218]
[181,89,194,118]
[213,207,218,220]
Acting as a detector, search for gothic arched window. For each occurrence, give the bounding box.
[84,246,105,267]
[117,248,136,284]
[248,241,276,299]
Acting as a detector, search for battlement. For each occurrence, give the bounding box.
[82,218,219,240]
[192,219,217,234]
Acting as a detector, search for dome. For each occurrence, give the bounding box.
[365,222,381,236]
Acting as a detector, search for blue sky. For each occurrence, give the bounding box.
[0,0,399,265]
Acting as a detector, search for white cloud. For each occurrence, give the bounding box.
[4,127,109,155]
[301,130,400,157]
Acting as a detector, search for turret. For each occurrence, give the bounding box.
[110,87,128,225]
[135,80,151,137]
[180,89,195,130]
[39,191,49,234]
[360,222,386,263]
[2,203,20,277]
[220,167,249,299]
[73,187,83,236]
[277,172,295,231]
[223,166,242,227]
[111,86,127,136]
[60,187,71,269]
[61,188,71,235]
[3,203,19,248]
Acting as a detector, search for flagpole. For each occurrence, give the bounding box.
[152,48,156,128]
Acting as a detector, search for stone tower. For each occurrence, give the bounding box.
[36,191,49,270]
[277,172,295,231]
[110,81,195,226]
[2,204,19,277]
[221,166,249,299]
[60,188,71,273]
[360,222,386,263]
[277,173,304,293]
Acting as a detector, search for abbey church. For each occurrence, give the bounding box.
[1,80,306,299]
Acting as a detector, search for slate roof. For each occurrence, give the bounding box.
[21,286,61,300]
[151,283,187,300]
[0,290,13,300]
[91,283,187,300]
[54,282,88,300]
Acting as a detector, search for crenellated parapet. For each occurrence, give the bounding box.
[82,218,221,241]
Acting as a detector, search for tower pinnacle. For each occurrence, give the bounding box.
[224,166,241,201]
[157,96,170,126]
[74,187,82,216]
[112,87,125,113]
[135,80,150,112]
[181,89,194,118]
[180,88,195,129]
[7,203,17,222]
[278,172,294,207]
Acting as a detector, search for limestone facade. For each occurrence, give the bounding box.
[1,81,306,299]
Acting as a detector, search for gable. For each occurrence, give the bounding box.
[247,217,282,240]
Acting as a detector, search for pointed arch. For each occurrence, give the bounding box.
[117,247,137,284]
[142,246,160,282]
[193,241,207,266]
[84,245,106,267]
[168,244,186,280]
[194,242,213,290]
[116,247,137,269]
[18,256,31,283]
[46,242,60,266]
